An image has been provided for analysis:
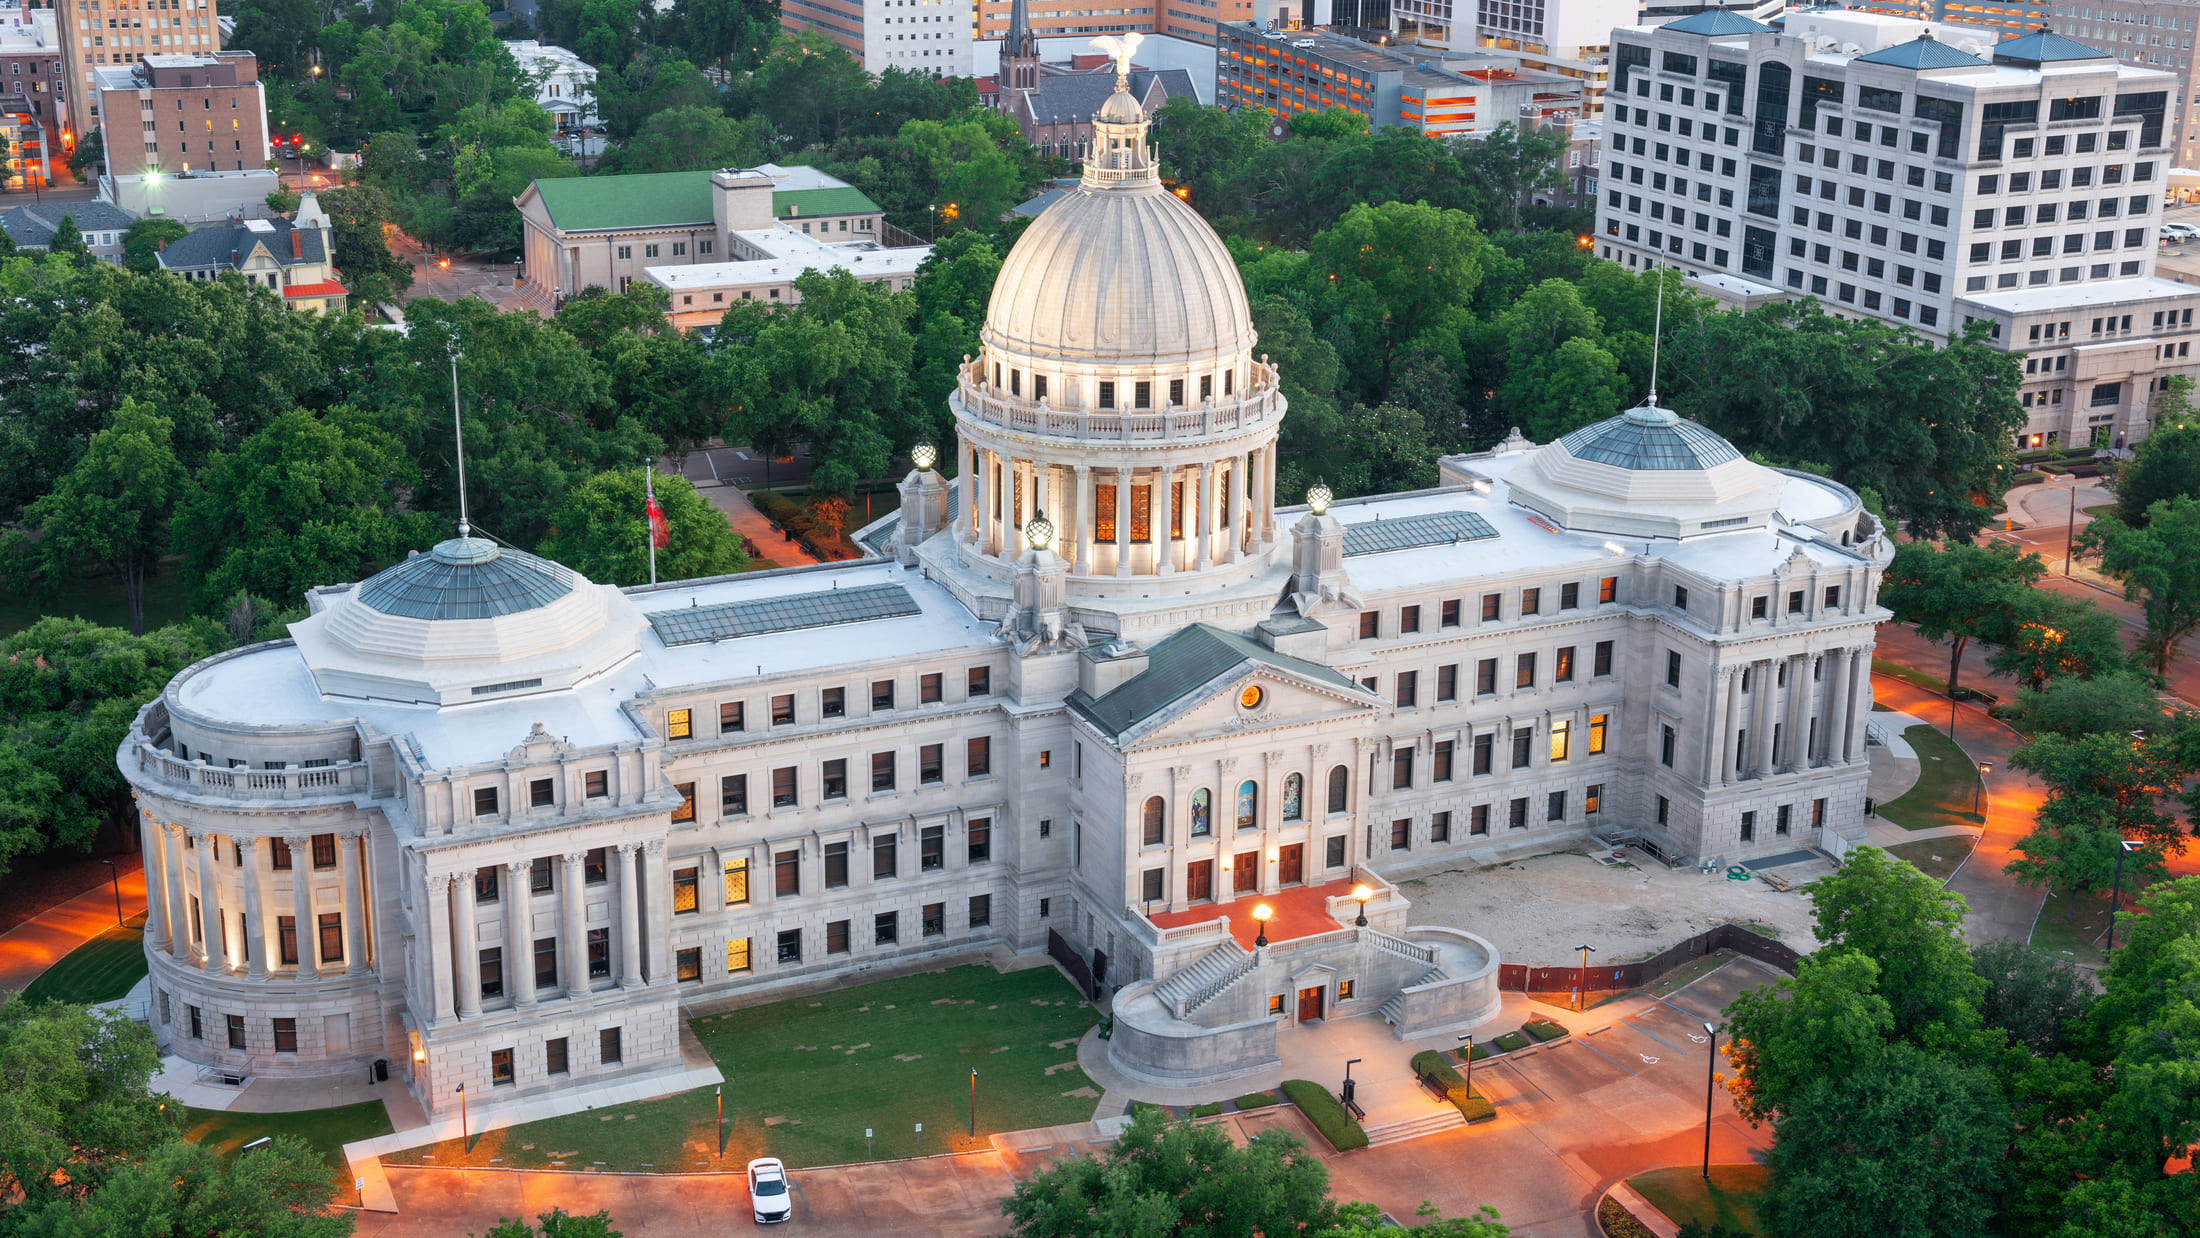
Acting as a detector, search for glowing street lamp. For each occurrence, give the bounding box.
[1351,883,1372,927]
[1025,510,1054,552]
[1306,477,1332,516]
[1252,902,1273,948]
[910,440,937,471]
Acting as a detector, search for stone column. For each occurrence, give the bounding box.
[1814,649,1844,766]
[165,825,189,962]
[1702,669,1730,785]
[425,872,456,1025]
[616,843,644,990]
[1842,645,1871,763]
[1783,654,1811,772]
[144,818,170,953]
[1261,443,1278,546]
[1113,468,1132,578]
[1195,461,1214,569]
[1749,660,1776,778]
[1155,463,1175,575]
[340,831,369,975]
[1223,460,1242,564]
[453,869,482,1019]
[643,839,671,984]
[196,832,222,973]
[1073,464,1093,574]
[561,851,589,994]
[505,860,536,1010]
[283,835,316,979]
[1034,461,1051,532]
[990,450,1007,556]
[239,837,269,980]
[961,445,979,546]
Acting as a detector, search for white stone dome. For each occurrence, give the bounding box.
[981,175,1255,369]
[1507,404,1786,539]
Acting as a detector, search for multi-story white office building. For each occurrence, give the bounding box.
[781,0,975,75]
[1394,0,1625,115]
[123,67,1893,1112]
[1595,10,2193,447]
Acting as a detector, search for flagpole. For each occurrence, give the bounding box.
[645,460,658,585]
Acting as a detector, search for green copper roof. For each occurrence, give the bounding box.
[1993,28,2112,65]
[1663,10,1770,35]
[529,173,881,233]
[1067,624,1365,740]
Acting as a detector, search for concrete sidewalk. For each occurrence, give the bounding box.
[0,860,146,993]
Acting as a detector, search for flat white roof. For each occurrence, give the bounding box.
[646,226,931,292]
[1688,270,1783,297]
[1956,276,2196,316]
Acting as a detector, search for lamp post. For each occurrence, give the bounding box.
[1351,883,1372,927]
[1252,902,1273,949]
[457,1083,468,1152]
[2064,476,2079,577]
[715,1084,723,1158]
[2107,838,2143,953]
[100,859,123,927]
[969,1068,977,1137]
[1973,761,1994,818]
[1574,943,1597,1011]
[1701,1021,1718,1179]
[1458,1034,1474,1102]
[1342,1056,1362,1108]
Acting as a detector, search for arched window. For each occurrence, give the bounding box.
[1141,796,1164,846]
[1235,780,1258,831]
[1282,773,1304,822]
[1327,765,1349,815]
[1190,789,1212,837]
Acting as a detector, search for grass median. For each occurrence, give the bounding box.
[1628,1163,1769,1235]
[21,914,150,1005]
[1876,724,1984,830]
[382,962,1102,1172]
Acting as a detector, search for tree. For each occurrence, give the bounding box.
[175,407,439,611]
[1452,121,1567,233]
[1971,940,2093,1057]
[65,128,102,180]
[48,214,86,259]
[1723,949,1894,1124]
[1878,539,2046,704]
[24,399,186,635]
[119,218,190,275]
[1150,98,1271,207]
[2004,671,2173,740]
[535,469,747,586]
[1809,845,1986,1045]
[317,185,414,309]
[1306,201,1483,400]
[0,619,207,875]
[0,997,179,1220]
[16,1132,355,1237]
[1000,1108,1340,1238]
[599,106,771,175]
[474,1207,623,1238]
[1759,1044,2010,1238]
[1319,1201,1509,1237]
[2007,728,2189,918]
[1987,589,2133,693]
[2112,386,2200,525]
[2082,495,2200,673]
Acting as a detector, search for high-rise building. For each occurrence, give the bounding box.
[95,50,265,175]
[0,6,66,175]
[781,0,975,75]
[1595,10,2194,447]
[1394,0,1627,115]
[57,0,221,144]
[1217,22,1583,136]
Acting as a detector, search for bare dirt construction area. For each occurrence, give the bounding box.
[1398,850,1821,967]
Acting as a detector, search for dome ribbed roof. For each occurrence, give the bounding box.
[981,174,1255,368]
[356,538,576,621]
[1557,404,1743,471]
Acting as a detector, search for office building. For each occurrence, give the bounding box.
[781,0,976,75]
[94,50,265,174]
[57,0,221,135]
[0,5,65,170]
[1217,22,1583,135]
[1394,0,1626,115]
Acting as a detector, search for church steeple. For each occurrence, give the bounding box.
[1003,0,1039,90]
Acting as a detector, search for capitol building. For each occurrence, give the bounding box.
[119,65,1892,1108]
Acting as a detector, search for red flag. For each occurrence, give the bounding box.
[646,496,670,549]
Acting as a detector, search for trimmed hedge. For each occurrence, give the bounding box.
[1130,1101,1168,1122]
[1280,1079,1368,1151]
[1411,1051,1496,1123]
[1524,1018,1569,1043]
[1491,1031,1531,1053]
[1462,1041,1494,1062]
[1598,1195,1657,1238]
[1232,1091,1279,1111]
[1187,1101,1224,1119]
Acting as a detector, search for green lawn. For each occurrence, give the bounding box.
[0,569,192,637]
[2029,882,2118,967]
[1877,725,1984,831]
[182,1100,395,1207]
[20,914,150,1004]
[1629,1164,1769,1235]
[1885,837,1977,884]
[382,963,1102,1172]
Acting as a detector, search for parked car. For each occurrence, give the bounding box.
[748,1157,793,1225]
[2162,222,2198,241]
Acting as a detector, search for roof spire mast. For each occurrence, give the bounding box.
[450,346,470,541]
[1647,265,1665,409]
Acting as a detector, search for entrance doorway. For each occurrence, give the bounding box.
[1233,851,1259,895]
[1278,843,1303,886]
[1297,986,1324,1022]
[1186,859,1213,902]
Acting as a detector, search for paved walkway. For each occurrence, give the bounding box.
[660,457,827,570]
[0,860,146,993]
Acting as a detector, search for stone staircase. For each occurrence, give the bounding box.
[1377,966,1450,1028]
[1150,941,1255,1019]
[1362,1107,1465,1147]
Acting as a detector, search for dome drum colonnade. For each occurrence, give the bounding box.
[946,47,1288,586]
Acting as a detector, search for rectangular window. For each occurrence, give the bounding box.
[821,687,845,718]
[588,927,611,977]
[672,781,696,823]
[1586,784,1603,815]
[822,759,847,801]
[774,849,799,897]
[1599,576,1617,604]
[1661,725,1676,767]
[1512,730,1533,770]
[546,1036,569,1075]
[875,911,899,944]
[1560,582,1579,610]
[601,1027,623,1064]
[968,818,992,864]
[1515,652,1536,689]
[1521,587,1541,615]
[1473,733,1494,776]
[536,937,558,987]
[529,778,554,809]
[772,767,797,808]
[667,708,692,740]
[1396,670,1418,707]
[1547,791,1566,822]
[1550,720,1572,762]
[1470,805,1490,836]
[585,771,608,799]
[1667,650,1682,688]
[1776,804,1792,836]
[722,774,748,816]
[1441,599,1460,627]
[1430,812,1451,844]
[480,946,504,998]
[1589,713,1608,755]
[772,694,795,726]
[969,894,992,928]
[728,937,752,973]
[1476,658,1497,696]
[227,1013,246,1050]
[476,865,500,903]
[921,744,944,784]
[921,673,943,703]
[1392,748,1414,789]
[278,916,297,965]
[1359,610,1379,639]
[923,902,946,937]
[969,667,991,697]
[1593,641,1613,676]
[268,1017,299,1053]
[1813,798,1827,828]
[1508,798,1529,830]
[823,842,849,889]
[319,913,343,964]
[869,750,896,792]
[1740,811,1756,842]
[1399,604,1421,633]
[826,920,850,955]
[724,857,750,905]
[1433,741,1454,782]
[967,737,991,778]
[312,834,337,869]
[776,929,802,964]
[1326,835,1347,868]
[1390,818,1411,850]
[921,824,945,871]
[1437,664,1458,701]
[1673,586,1689,611]
[1657,795,1670,825]
[719,701,745,733]
[1481,593,1500,622]
[1555,647,1575,683]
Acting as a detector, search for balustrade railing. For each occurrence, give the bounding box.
[137,741,367,801]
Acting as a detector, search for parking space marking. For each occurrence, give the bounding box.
[1571,1033,1636,1076]
[1497,1057,1554,1101]
[1624,1020,1686,1055]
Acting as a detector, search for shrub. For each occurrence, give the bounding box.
[1598,1195,1656,1238]
[1491,1031,1530,1053]
[1130,1101,1169,1122]
[1231,1091,1278,1111]
[1411,1051,1495,1122]
[1463,1041,1494,1061]
[1186,1101,1224,1119]
[1523,1018,1569,1043]
[1280,1078,1368,1151]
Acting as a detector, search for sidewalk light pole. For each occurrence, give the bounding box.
[100,859,123,927]
[2065,477,2079,576]
[1574,943,1596,1011]
[1973,760,1993,818]
[1458,1034,1473,1102]
[1701,1021,1718,1179]
[2107,838,2143,953]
